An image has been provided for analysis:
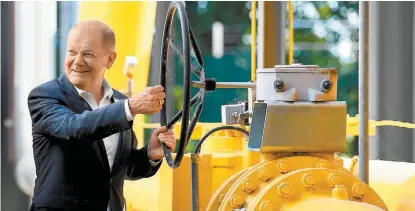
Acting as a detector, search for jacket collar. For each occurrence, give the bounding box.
[73,79,114,101]
[59,74,114,100]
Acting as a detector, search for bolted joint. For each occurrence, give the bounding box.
[302,173,316,187]
[327,173,342,187]
[316,160,329,169]
[277,182,292,197]
[276,160,288,173]
[242,180,256,193]
[259,200,274,211]
[352,183,366,198]
[274,80,285,92]
[230,195,244,208]
[320,79,332,93]
[258,168,272,181]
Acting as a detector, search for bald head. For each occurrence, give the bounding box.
[70,20,115,51]
[65,19,117,93]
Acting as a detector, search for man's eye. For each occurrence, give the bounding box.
[85,53,94,57]
[68,50,77,55]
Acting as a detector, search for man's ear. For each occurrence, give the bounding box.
[106,51,117,69]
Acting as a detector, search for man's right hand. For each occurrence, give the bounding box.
[128,85,166,115]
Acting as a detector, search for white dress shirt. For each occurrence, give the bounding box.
[73,80,160,211]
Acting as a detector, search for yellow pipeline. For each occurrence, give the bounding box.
[78,1,157,147]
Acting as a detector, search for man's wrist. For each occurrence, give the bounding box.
[147,146,161,166]
[124,99,136,121]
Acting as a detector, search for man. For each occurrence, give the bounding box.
[27,20,175,211]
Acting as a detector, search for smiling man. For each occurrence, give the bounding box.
[27,20,175,211]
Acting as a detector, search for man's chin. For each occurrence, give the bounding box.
[68,76,87,87]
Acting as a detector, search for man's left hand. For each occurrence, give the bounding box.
[148,126,176,161]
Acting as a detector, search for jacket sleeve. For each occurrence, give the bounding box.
[125,130,162,180]
[28,86,132,142]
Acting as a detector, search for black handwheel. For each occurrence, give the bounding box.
[159,1,209,169]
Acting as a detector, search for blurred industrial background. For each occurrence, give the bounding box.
[1,1,415,211]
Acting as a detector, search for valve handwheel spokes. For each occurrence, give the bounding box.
[159,1,214,168]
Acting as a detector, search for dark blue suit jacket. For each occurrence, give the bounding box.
[27,75,161,211]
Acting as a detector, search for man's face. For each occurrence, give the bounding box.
[64,27,116,90]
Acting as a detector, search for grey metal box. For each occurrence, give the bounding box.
[248,101,347,152]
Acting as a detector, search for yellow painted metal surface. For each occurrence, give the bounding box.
[78,1,157,147]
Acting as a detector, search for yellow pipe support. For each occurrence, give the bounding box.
[78,1,157,147]
[251,1,257,81]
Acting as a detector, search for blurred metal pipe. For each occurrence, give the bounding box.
[257,1,285,68]
[275,1,285,65]
[359,1,370,184]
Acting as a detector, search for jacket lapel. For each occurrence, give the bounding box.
[58,74,111,174]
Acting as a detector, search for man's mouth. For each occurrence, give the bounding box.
[72,69,90,73]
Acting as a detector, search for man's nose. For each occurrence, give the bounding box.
[73,55,85,65]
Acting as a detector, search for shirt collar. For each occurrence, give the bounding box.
[73,79,114,100]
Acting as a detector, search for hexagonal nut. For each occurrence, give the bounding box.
[242,180,256,193]
[327,173,342,187]
[302,173,316,187]
[258,168,271,181]
[352,183,366,198]
[277,182,292,196]
[230,195,244,208]
[259,200,274,211]
[316,160,329,168]
[276,160,289,173]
